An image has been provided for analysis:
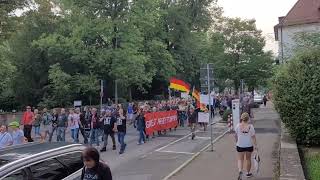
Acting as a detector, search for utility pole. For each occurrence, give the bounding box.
[115,80,118,104]
[200,64,214,152]
[100,80,103,110]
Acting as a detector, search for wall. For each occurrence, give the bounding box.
[278,22,320,61]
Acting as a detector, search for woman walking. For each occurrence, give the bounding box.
[68,109,80,143]
[234,112,258,180]
[33,109,42,138]
[134,108,146,145]
[116,108,126,154]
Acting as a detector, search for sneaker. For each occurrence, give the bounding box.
[246,173,253,178]
[238,172,243,180]
[100,147,106,152]
[112,145,116,150]
[119,150,124,154]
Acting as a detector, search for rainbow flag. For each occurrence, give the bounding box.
[169,78,190,93]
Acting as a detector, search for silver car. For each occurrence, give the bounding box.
[0,142,85,180]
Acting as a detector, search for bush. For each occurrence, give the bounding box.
[272,48,320,145]
[222,109,232,122]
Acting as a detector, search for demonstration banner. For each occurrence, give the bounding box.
[144,110,178,135]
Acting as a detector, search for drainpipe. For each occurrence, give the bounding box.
[280,25,284,63]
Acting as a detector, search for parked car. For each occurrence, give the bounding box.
[0,142,85,180]
[254,94,263,104]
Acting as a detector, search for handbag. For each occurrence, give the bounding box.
[252,150,261,175]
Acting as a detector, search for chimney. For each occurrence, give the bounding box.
[278,16,285,23]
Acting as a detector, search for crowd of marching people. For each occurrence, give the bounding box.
[0,97,204,153]
[0,94,252,154]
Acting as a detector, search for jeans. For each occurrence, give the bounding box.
[57,127,66,142]
[49,126,57,142]
[117,132,126,151]
[102,132,116,148]
[79,127,88,144]
[90,128,100,146]
[34,126,40,136]
[23,125,33,142]
[71,128,79,143]
[138,129,145,144]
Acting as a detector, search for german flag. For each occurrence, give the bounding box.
[169,78,190,93]
[192,87,201,109]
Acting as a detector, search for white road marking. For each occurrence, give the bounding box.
[155,130,200,152]
[156,150,195,155]
[155,121,218,152]
[193,136,211,140]
[162,129,229,180]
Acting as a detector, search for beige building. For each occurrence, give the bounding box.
[274,0,320,62]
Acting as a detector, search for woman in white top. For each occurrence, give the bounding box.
[68,109,80,143]
[234,112,257,180]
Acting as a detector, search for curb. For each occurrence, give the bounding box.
[279,122,306,180]
[162,129,229,180]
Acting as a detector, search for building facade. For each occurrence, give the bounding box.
[274,0,320,62]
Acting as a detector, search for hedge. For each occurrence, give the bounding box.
[272,48,320,145]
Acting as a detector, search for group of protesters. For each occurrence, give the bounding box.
[0,97,202,154]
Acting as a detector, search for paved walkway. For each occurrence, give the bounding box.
[171,103,280,180]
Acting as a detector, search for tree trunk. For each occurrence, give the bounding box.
[89,95,92,106]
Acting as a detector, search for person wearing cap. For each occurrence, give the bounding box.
[21,106,34,142]
[188,106,197,140]
[8,121,25,146]
[0,125,13,148]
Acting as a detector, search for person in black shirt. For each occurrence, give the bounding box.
[81,147,112,180]
[116,109,126,154]
[188,106,198,140]
[79,108,89,144]
[100,111,117,152]
[48,108,59,142]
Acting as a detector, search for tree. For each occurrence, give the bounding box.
[294,32,320,50]
[47,63,72,107]
[0,0,32,40]
[215,17,273,92]
[1,0,61,106]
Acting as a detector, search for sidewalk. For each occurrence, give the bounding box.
[170,103,280,180]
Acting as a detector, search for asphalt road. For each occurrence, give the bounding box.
[35,116,228,180]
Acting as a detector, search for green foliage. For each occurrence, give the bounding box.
[304,151,320,180]
[272,48,320,145]
[47,63,73,107]
[222,109,232,122]
[215,18,274,92]
[294,32,320,51]
[0,0,273,108]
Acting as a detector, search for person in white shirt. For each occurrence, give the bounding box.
[234,112,258,180]
[0,125,12,148]
[68,109,80,143]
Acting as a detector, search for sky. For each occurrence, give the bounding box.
[218,0,298,55]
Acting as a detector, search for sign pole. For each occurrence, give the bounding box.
[100,80,103,110]
[207,64,214,152]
